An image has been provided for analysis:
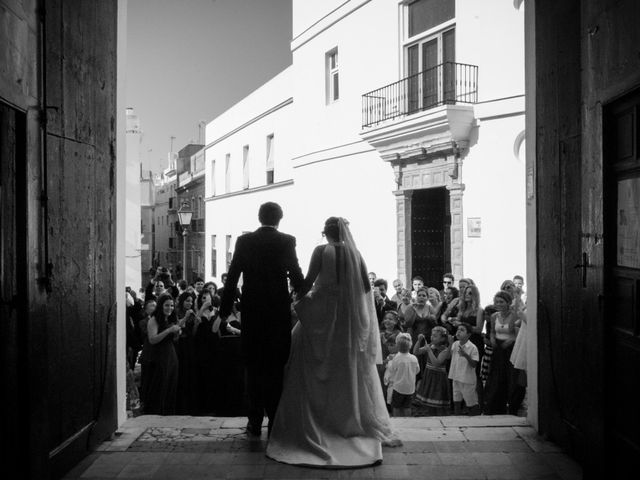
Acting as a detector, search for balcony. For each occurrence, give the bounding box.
[362,62,478,129]
[360,62,478,166]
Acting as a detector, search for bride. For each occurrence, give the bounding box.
[266,217,400,467]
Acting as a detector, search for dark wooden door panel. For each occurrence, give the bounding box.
[604,88,640,463]
[411,187,451,288]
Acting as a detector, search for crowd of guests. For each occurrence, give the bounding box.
[126,266,528,418]
[125,267,243,416]
[373,272,528,417]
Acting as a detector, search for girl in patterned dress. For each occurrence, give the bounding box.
[413,326,451,415]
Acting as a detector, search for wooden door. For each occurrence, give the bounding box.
[411,187,451,288]
[0,102,28,474]
[604,89,640,463]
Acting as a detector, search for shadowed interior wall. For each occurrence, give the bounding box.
[0,1,119,478]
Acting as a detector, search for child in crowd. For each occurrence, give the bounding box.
[381,311,402,359]
[384,333,420,417]
[414,326,452,415]
[397,288,413,327]
[448,324,481,415]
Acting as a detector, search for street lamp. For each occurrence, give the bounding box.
[177,202,193,281]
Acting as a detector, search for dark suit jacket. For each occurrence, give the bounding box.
[220,226,304,365]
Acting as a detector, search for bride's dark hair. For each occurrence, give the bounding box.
[323,217,341,241]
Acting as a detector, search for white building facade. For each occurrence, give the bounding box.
[125,108,143,291]
[205,0,526,303]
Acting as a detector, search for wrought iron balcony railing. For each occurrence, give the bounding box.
[362,62,478,128]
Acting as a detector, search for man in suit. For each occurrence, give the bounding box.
[219,202,304,437]
[373,278,398,325]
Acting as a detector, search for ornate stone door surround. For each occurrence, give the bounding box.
[360,104,475,286]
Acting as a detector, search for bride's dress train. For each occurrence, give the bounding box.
[266,224,398,467]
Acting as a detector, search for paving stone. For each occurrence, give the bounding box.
[463,427,520,441]
[465,440,532,453]
[481,464,524,479]
[226,464,267,478]
[437,452,478,466]
[433,441,470,453]
[470,452,512,466]
[371,464,409,479]
[62,453,101,479]
[443,464,487,479]
[116,463,161,478]
[161,452,203,464]
[513,427,562,453]
[263,463,337,479]
[403,453,441,465]
[393,441,436,453]
[336,467,375,479]
[398,427,466,441]
[80,461,126,478]
[441,415,529,428]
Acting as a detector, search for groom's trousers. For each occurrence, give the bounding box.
[245,360,285,433]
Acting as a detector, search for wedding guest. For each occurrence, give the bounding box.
[449,324,481,415]
[194,290,222,414]
[373,278,397,324]
[368,272,377,288]
[411,275,425,302]
[193,277,205,296]
[175,292,200,415]
[404,287,438,348]
[484,290,525,415]
[513,275,527,307]
[397,288,413,327]
[456,284,486,407]
[140,293,180,415]
[390,279,404,304]
[146,279,166,303]
[218,272,241,305]
[458,277,475,293]
[414,327,452,415]
[427,287,441,309]
[439,286,460,334]
[384,333,420,417]
[440,273,455,299]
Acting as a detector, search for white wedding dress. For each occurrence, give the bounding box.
[266,219,397,467]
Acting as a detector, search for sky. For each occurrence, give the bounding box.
[126,0,292,174]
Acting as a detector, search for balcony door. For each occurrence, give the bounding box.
[407,28,455,113]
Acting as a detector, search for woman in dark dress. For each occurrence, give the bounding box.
[140,293,180,415]
[175,291,200,414]
[194,290,222,414]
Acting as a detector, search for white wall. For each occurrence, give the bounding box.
[461,107,526,304]
[125,109,142,291]
[456,0,525,102]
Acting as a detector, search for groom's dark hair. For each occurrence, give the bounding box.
[259,202,283,225]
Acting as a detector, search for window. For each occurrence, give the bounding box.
[199,196,203,218]
[404,0,455,112]
[168,197,174,209]
[242,145,250,189]
[211,235,217,278]
[326,48,339,103]
[266,134,274,184]
[210,159,216,196]
[225,153,231,193]
[226,235,232,270]
[408,0,454,38]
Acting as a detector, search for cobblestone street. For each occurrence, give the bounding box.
[62,416,581,479]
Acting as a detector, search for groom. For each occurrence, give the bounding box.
[219,202,305,437]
